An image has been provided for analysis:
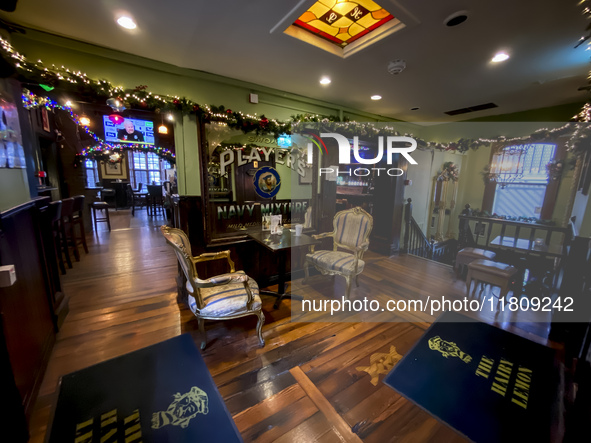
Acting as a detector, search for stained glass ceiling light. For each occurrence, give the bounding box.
[284,0,405,58]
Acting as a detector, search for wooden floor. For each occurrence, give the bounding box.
[27,208,558,442]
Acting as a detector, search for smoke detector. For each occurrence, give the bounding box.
[387,59,406,75]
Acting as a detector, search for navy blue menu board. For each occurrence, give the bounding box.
[48,334,242,442]
[384,311,562,443]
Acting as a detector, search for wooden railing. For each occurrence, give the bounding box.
[457,204,571,259]
[402,198,456,264]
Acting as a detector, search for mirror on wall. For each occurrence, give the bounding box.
[202,123,316,242]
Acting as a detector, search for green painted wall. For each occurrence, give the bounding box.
[4,30,588,232]
[0,168,30,212]
[10,29,397,198]
[0,76,31,212]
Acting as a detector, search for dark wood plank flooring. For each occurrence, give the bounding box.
[26,208,557,442]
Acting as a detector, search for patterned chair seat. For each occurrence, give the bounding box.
[304,207,373,299]
[306,250,366,276]
[187,276,262,317]
[161,226,265,349]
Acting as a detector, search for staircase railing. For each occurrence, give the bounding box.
[402,198,457,264]
[402,198,434,259]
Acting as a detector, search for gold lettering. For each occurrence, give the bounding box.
[124,409,140,425]
[490,358,514,397]
[74,431,93,443]
[125,431,143,442]
[100,429,117,443]
[123,409,142,442]
[491,382,507,396]
[510,366,532,410]
[100,409,118,443]
[76,418,94,431]
[75,418,93,443]
[101,409,117,425]
[475,356,494,379]
[511,397,528,409]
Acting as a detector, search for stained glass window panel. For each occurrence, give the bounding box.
[294,0,394,47]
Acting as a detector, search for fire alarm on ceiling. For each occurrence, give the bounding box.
[387,60,406,75]
[249,93,259,104]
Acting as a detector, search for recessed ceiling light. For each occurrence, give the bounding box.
[117,16,137,30]
[491,52,509,63]
[371,95,382,100]
[319,76,331,85]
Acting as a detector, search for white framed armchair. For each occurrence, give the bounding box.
[160,226,265,349]
[304,207,373,299]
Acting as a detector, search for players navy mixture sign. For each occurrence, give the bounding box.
[48,334,242,442]
[383,311,562,443]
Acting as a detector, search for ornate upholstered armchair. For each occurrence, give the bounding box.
[304,207,373,299]
[160,226,264,349]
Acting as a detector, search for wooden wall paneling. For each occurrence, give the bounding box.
[0,201,56,419]
[32,197,69,329]
[371,154,406,255]
[0,315,29,442]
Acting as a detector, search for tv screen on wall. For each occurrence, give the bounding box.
[103,116,155,146]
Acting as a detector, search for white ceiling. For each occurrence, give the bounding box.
[1,0,590,122]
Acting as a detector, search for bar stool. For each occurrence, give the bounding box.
[72,195,89,254]
[60,197,77,267]
[455,247,496,278]
[466,259,519,302]
[90,201,111,231]
[48,200,66,275]
[129,183,146,216]
[147,184,164,217]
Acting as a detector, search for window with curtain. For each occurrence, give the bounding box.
[84,159,99,188]
[128,151,171,188]
[491,143,556,218]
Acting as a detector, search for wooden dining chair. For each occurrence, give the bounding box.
[48,200,66,274]
[71,195,88,255]
[59,197,76,267]
[147,184,164,217]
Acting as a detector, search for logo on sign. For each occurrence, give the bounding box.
[254,166,281,199]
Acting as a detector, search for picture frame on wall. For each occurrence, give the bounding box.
[104,161,122,176]
[41,107,51,132]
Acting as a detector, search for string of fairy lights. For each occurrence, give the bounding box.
[574,0,591,122]
[22,90,176,164]
[0,34,589,159]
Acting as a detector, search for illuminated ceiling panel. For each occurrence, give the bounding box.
[284,0,405,57]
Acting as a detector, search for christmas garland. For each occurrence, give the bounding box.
[1,36,589,158]
[22,90,176,164]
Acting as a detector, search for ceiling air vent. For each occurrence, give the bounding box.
[445,102,498,116]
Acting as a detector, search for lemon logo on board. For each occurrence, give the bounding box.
[428,336,472,363]
[151,386,209,430]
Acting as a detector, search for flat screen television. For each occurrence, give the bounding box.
[103,116,155,146]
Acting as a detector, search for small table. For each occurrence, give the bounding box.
[489,236,565,290]
[249,229,318,308]
[489,236,564,257]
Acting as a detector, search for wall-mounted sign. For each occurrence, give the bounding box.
[219,147,306,177]
[254,166,281,199]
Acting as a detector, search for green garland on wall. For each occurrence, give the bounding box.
[1,36,589,156]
